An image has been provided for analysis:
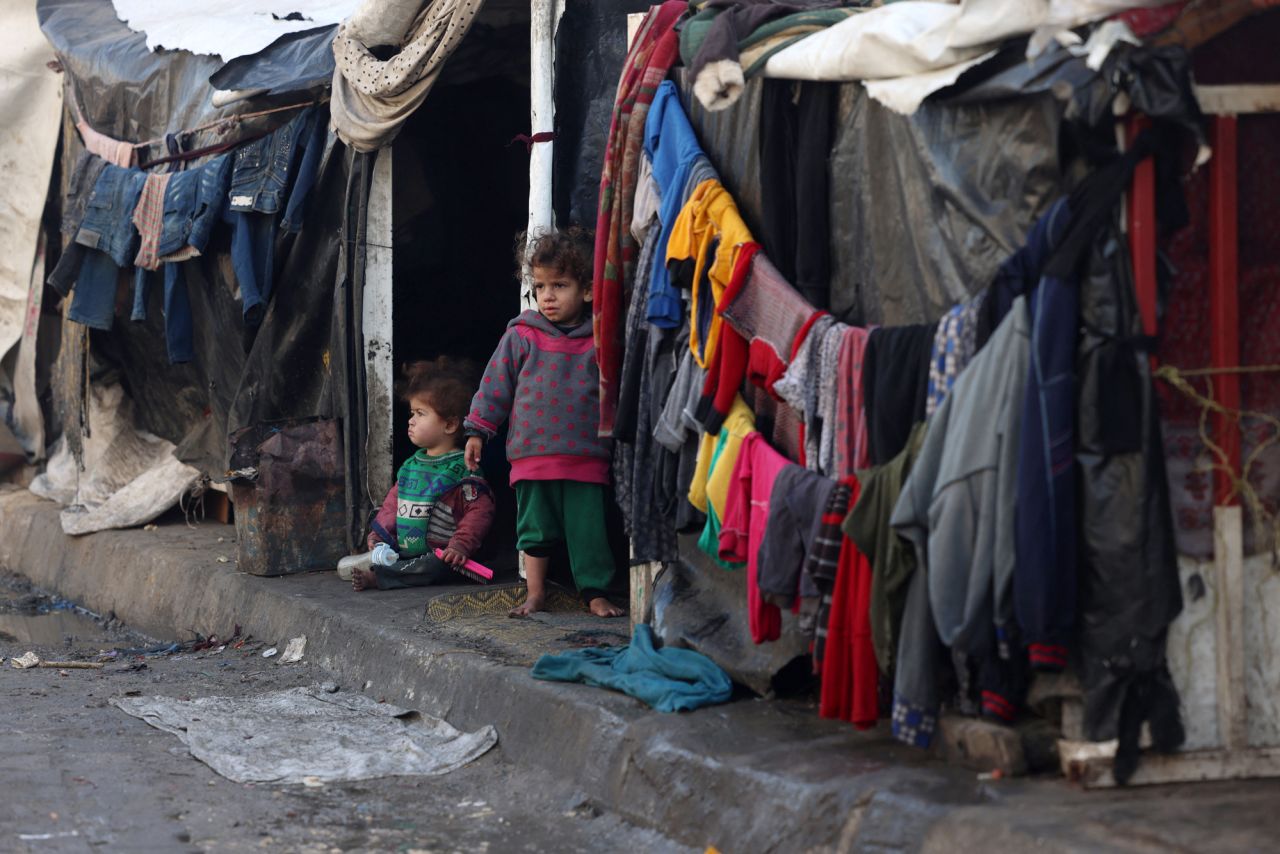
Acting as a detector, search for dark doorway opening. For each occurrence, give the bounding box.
[391,73,531,567]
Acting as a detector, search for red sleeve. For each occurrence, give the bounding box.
[718,434,755,563]
[368,485,398,550]
[443,480,496,557]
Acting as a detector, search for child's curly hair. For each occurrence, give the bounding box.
[397,356,480,424]
[515,225,594,287]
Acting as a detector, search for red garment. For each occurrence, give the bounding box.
[592,1,686,438]
[718,432,790,644]
[697,243,761,433]
[819,477,878,729]
[833,325,871,478]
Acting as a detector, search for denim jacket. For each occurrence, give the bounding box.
[74,164,147,268]
[227,106,325,230]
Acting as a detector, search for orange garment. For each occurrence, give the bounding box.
[665,178,753,369]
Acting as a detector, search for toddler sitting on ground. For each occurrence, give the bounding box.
[353,357,494,591]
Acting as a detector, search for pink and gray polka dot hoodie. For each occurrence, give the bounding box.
[465,310,611,486]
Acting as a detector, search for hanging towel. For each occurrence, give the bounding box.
[531,624,733,712]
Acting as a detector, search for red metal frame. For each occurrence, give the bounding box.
[1127,118,1159,339]
[1209,115,1241,507]
[1129,114,1242,507]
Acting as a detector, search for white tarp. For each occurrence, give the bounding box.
[114,685,499,784]
[111,0,363,61]
[29,383,201,535]
[0,1,63,363]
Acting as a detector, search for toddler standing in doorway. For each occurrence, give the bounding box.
[463,227,623,618]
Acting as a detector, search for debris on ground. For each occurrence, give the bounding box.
[10,651,40,669]
[279,636,306,664]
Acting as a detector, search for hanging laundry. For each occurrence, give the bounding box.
[67,164,147,331]
[975,195,1071,350]
[720,250,818,397]
[592,1,687,438]
[759,79,838,309]
[758,465,836,609]
[861,323,935,466]
[890,298,1032,744]
[72,99,136,168]
[831,324,871,478]
[46,153,108,297]
[226,106,328,351]
[644,80,716,330]
[807,478,853,668]
[820,477,878,729]
[924,293,985,417]
[666,178,755,371]
[681,1,864,112]
[814,320,851,476]
[1064,133,1187,784]
[612,228,679,565]
[690,396,756,558]
[773,313,836,468]
[719,431,791,644]
[697,424,751,570]
[844,421,926,677]
[1014,197,1078,671]
[694,242,762,434]
[653,345,709,534]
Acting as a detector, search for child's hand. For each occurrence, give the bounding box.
[465,436,483,471]
[439,547,468,567]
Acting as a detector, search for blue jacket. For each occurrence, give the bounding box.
[644,80,709,329]
[1011,197,1077,668]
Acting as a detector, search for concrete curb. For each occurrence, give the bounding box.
[12,489,1275,853]
[2,489,985,851]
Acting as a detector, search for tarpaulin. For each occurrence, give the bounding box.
[209,25,338,97]
[28,382,202,534]
[114,685,498,784]
[110,0,361,61]
[39,0,352,483]
[0,0,63,370]
[552,0,654,228]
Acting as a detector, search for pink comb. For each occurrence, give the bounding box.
[434,549,494,584]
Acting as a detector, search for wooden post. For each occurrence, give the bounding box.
[624,9,661,627]
[363,147,395,505]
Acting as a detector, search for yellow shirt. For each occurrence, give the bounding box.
[688,396,755,519]
[665,179,753,369]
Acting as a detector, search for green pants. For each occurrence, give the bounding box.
[515,480,616,598]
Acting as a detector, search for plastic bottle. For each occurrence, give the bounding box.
[337,542,399,580]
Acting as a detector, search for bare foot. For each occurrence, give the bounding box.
[509,593,547,618]
[588,596,625,618]
[351,567,377,591]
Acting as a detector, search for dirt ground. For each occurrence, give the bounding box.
[0,573,688,853]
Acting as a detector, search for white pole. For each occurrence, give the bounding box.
[364,147,395,505]
[525,0,562,310]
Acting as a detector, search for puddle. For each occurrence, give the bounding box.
[0,608,114,648]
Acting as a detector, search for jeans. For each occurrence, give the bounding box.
[66,165,146,329]
[129,155,234,364]
[48,154,110,296]
[131,267,194,364]
[225,106,326,333]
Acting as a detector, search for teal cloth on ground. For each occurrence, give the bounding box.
[530,624,732,712]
